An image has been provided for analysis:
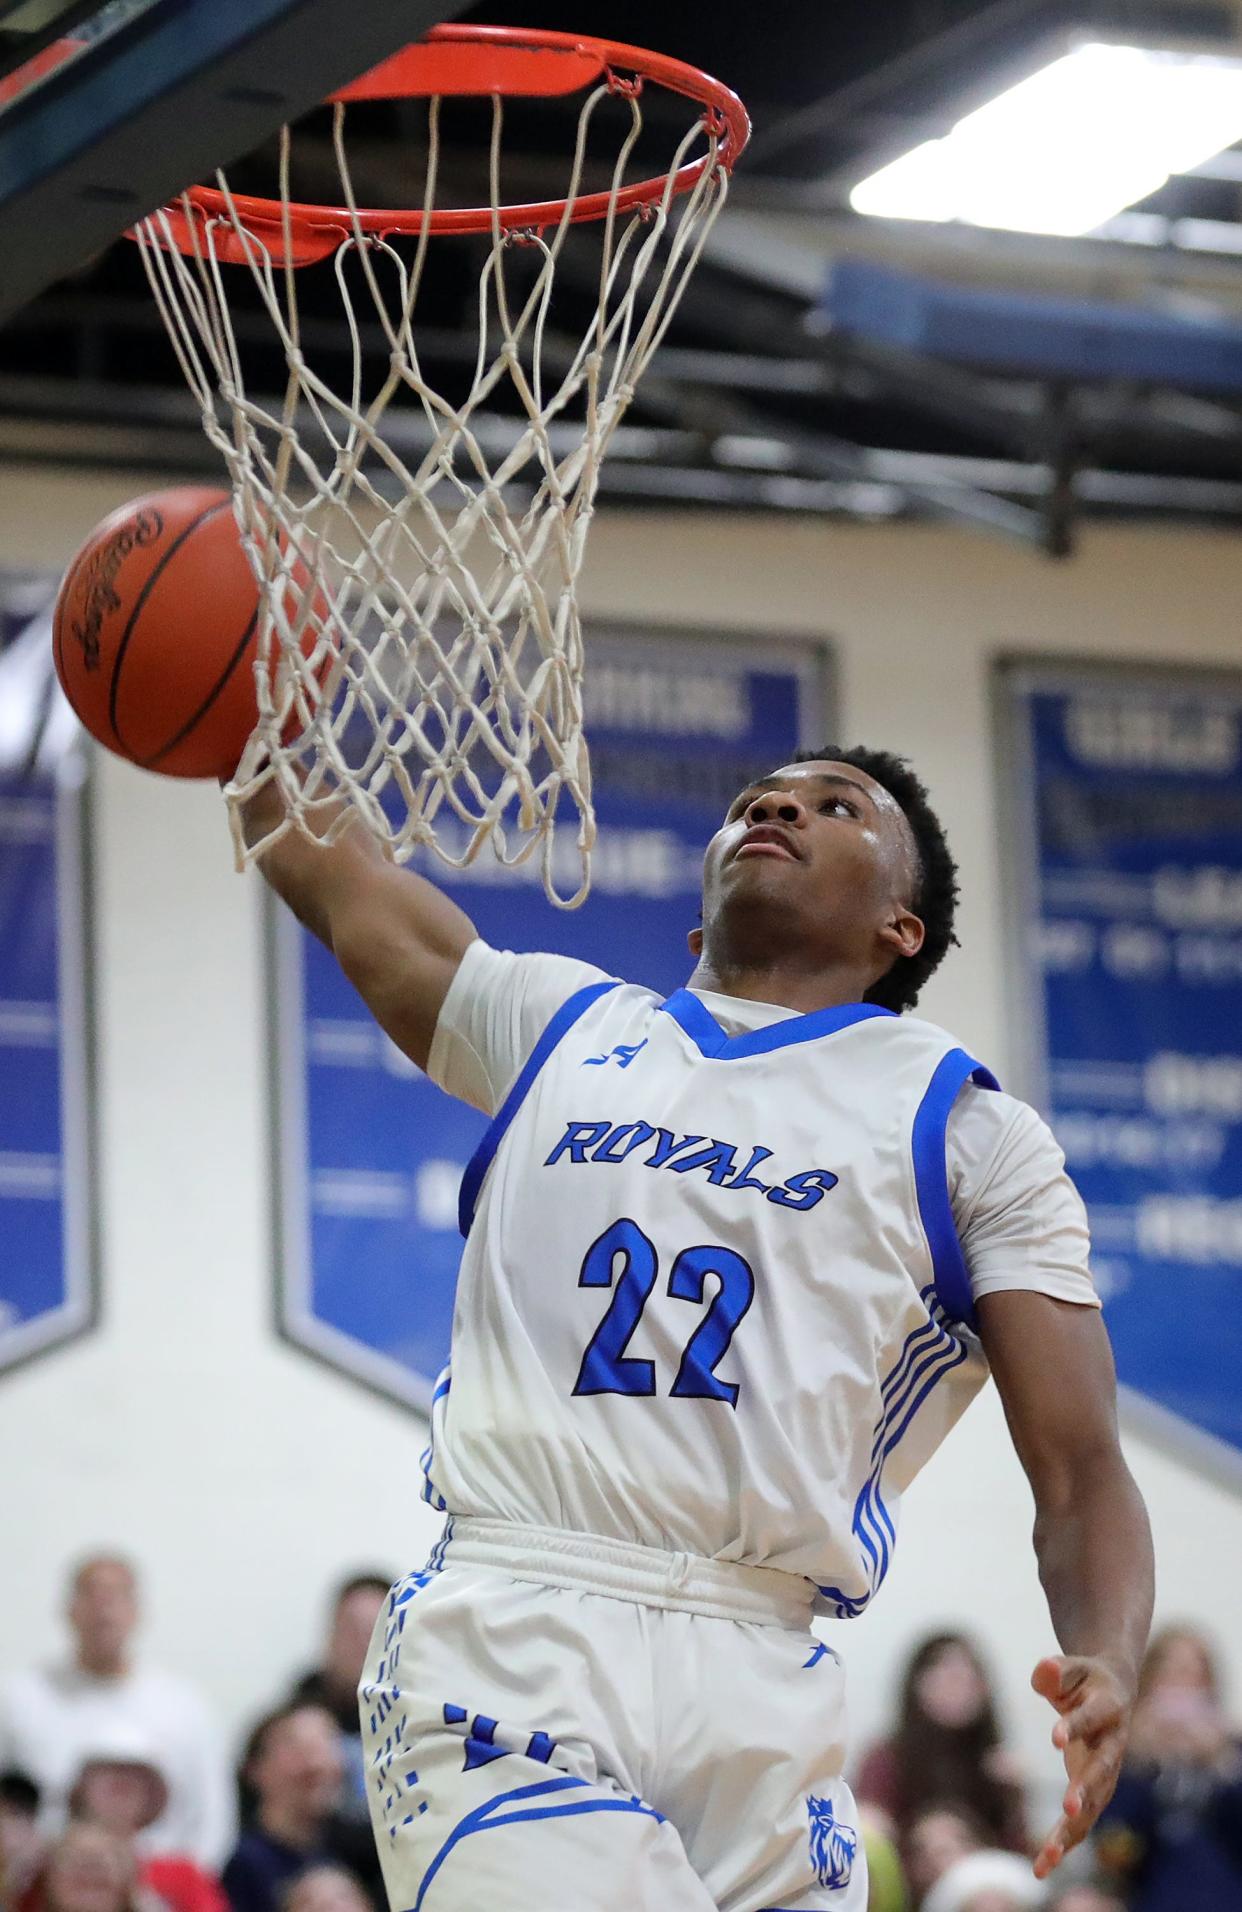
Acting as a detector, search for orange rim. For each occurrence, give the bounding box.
[138,23,750,265]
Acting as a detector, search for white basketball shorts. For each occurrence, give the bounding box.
[359,1518,867,1912]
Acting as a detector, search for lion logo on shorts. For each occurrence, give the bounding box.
[806,1794,858,1890]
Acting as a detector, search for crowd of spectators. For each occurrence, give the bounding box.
[855,1626,1242,1912]
[0,1559,390,1912]
[1,1558,1240,1912]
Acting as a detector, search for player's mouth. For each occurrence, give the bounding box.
[733,824,801,863]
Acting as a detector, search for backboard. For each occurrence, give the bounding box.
[0,0,461,322]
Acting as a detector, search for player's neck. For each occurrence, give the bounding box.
[687,953,873,1015]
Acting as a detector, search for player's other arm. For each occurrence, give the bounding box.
[235,779,476,1071]
[976,1291,1154,1881]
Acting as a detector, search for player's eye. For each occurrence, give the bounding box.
[819,795,858,817]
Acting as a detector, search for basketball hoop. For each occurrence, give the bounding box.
[130,25,749,904]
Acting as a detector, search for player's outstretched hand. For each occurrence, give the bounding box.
[1030,1653,1132,1879]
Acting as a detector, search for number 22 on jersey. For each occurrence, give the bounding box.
[572,1217,755,1407]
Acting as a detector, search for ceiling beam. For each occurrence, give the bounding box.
[2,372,1239,529]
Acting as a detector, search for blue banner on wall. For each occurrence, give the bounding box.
[1002,660,1242,1475]
[0,756,95,1376]
[273,626,833,1410]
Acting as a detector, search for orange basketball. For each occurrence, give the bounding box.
[52,487,320,780]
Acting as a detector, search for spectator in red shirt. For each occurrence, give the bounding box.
[39,1824,153,1912]
[65,1733,227,1912]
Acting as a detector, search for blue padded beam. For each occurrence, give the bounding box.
[823,256,1242,394]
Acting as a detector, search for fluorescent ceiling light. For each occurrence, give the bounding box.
[850,41,1242,237]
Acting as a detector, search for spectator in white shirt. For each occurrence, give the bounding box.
[0,1555,233,1868]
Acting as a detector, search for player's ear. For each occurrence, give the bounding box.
[878,908,923,962]
[687,926,704,957]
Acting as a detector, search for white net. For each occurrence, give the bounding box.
[134,59,735,905]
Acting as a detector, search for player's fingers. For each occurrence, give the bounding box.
[1058,1736,1125,1826]
[1035,1791,1101,1880]
[1031,1655,1067,1703]
[1051,1682,1126,1748]
[1033,1816,1071,1880]
[1032,1654,1088,1711]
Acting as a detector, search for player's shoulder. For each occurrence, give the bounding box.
[948,1076,1071,1218]
[457,939,636,996]
[457,939,660,1015]
[871,1009,993,1070]
[956,1082,1062,1157]
[882,1015,1062,1160]
[883,1006,980,1047]
[888,1012,1052,1138]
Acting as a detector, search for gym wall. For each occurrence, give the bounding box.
[1,463,1239,1829]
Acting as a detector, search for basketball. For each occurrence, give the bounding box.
[52,486,312,780]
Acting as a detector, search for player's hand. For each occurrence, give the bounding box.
[1031,1653,1133,1879]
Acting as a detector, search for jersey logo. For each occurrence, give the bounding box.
[807,1794,858,1890]
[546,1118,839,1214]
[583,1040,648,1070]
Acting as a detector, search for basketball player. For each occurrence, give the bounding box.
[236,748,1153,1912]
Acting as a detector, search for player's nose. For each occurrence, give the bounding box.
[745,790,808,829]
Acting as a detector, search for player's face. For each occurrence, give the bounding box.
[696,760,923,985]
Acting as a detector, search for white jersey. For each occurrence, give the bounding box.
[422,950,1095,1620]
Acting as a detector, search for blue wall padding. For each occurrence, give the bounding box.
[823,257,1242,392]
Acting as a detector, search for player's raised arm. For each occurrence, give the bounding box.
[234,778,477,1073]
[975,1290,1154,1880]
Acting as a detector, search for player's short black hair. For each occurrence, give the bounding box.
[788,745,960,1014]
